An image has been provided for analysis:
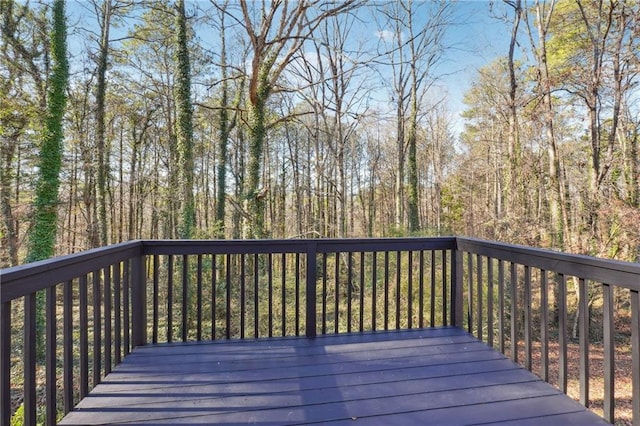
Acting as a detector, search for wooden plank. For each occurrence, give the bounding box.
[524,265,532,371]
[63,280,74,413]
[108,341,494,377]
[467,252,473,333]
[79,275,89,399]
[92,270,102,386]
[76,365,529,405]
[45,286,57,426]
[24,293,37,425]
[114,263,122,364]
[541,269,549,382]
[559,273,568,393]
[317,397,609,426]
[181,254,188,341]
[602,283,614,423]
[510,262,518,363]
[579,277,589,406]
[121,328,476,354]
[68,378,555,422]
[487,257,494,347]
[443,250,449,326]
[88,358,517,397]
[141,237,457,257]
[197,254,203,340]
[498,259,505,354]
[63,382,602,425]
[120,330,475,365]
[371,252,377,330]
[123,259,130,354]
[104,266,112,374]
[59,328,606,426]
[102,348,502,388]
[430,250,436,326]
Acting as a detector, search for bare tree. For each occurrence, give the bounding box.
[377,0,452,233]
[523,0,569,250]
[504,0,523,219]
[238,0,357,238]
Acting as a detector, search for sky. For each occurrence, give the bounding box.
[431,0,513,134]
[446,0,511,104]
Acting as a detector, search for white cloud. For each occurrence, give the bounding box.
[375,29,395,42]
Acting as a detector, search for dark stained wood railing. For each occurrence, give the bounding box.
[457,237,640,425]
[1,237,639,425]
[0,241,146,426]
[141,238,458,341]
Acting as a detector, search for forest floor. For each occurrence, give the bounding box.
[515,313,633,426]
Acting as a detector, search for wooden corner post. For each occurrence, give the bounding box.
[131,246,147,348]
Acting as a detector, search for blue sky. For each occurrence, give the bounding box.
[439,0,513,133]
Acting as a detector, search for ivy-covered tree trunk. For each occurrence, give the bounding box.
[26,0,68,262]
[175,0,195,239]
[25,0,68,359]
[245,74,270,239]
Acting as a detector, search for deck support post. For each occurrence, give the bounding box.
[306,243,317,338]
[131,245,147,347]
[452,241,464,328]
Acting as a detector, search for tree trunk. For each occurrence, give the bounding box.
[95,0,111,246]
[25,0,68,361]
[0,130,20,266]
[175,0,195,239]
[506,0,522,220]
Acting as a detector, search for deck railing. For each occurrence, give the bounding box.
[1,237,639,425]
[456,237,640,425]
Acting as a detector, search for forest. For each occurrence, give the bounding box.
[1,0,639,268]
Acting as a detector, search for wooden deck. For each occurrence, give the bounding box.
[59,327,607,425]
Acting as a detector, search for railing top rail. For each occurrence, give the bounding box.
[0,240,144,303]
[457,237,640,291]
[141,237,458,255]
[5,235,640,303]
[0,237,457,304]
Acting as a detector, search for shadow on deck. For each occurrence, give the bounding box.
[59,327,606,425]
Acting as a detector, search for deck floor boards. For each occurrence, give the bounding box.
[59,327,607,425]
